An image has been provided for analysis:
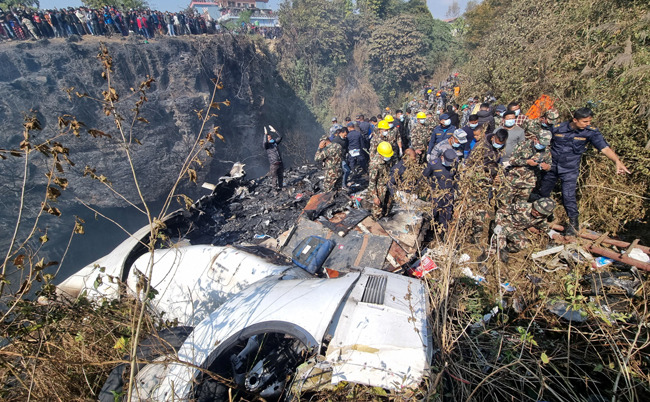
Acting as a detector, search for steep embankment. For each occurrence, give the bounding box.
[0,34,320,281]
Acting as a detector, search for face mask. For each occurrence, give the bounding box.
[389,123,394,129]
[541,122,549,128]
[436,110,441,115]
[383,156,391,162]
[268,139,275,143]
[452,142,461,148]
[419,119,426,124]
[382,131,388,136]
[441,160,450,167]
[498,112,505,117]
[399,116,404,121]
[492,141,504,149]
[469,123,478,129]
[504,119,516,128]
[534,143,546,150]
[442,119,451,126]
[514,109,520,117]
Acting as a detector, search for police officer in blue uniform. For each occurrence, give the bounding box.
[533,108,629,236]
[423,149,458,234]
[427,113,456,157]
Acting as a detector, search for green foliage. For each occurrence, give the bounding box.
[367,14,428,101]
[0,0,39,9]
[462,0,650,232]
[81,0,148,10]
[238,9,252,24]
[277,0,453,127]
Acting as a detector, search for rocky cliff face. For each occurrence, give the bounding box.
[0,35,320,281]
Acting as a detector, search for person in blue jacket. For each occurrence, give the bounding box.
[532,107,629,236]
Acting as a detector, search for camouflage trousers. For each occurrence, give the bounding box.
[371,189,392,219]
[497,228,529,252]
[322,167,342,192]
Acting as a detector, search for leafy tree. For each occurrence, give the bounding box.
[1,0,39,9]
[81,0,149,10]
[446,0,461,18]
[367,14,428,101]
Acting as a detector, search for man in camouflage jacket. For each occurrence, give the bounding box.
[499,121,552,205]
[315,135,343,192]
[368,145,396,219]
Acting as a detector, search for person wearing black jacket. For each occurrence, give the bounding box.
[263,125,284,191]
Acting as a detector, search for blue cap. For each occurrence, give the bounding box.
[440,113,450,120]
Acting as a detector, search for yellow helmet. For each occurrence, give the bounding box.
[377,141,394,158]
[384,114,394,123]
[427,89,432,94]
[416,111,427,119]
[377,120,390,130]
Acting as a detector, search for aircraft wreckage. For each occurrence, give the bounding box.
[57,163,434,401]
[57,162,650,400]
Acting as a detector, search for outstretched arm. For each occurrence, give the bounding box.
[601,147,630,174]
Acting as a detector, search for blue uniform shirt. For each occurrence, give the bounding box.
[550,122,609,174]
[427,124,456,154]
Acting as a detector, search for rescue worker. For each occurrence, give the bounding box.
[532,107,629,236]
[423,149,458,235]
[347,122,365,177]
[368,142,396,219]
[383,114,403,156]
[370,120,400,159]
[332,128,350,189]
[410,111,431,164]
[263,126,283,191]
[494,197,556,263]
[328,117,342,138]
[463,128,509,243]
[499,110,526,164]
[499,122,552,205]
[428,113,456,154]
[493,104,507,128]
[314,134,343,193]
[429,128,467,163]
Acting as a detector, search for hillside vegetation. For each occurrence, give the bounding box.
[462,0,650,234]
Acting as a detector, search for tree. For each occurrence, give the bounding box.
[1,0,39,9]
[465,0,479,14]
[446,0,461,19]
[81,0,149,10]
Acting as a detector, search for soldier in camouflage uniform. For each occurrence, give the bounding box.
[410,112,432,164]
[370,120,400,159]
[368,142,396,219]
[498,122,552,205]
[522,108,560,140]
[494,104,506,128]
[314,135,343,192]
[494,197,556,263]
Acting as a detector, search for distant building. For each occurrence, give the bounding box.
[189,0,279,27]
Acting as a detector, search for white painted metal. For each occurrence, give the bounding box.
[325,268,431,390]
[145,273,361,400]
[126,245,294,325]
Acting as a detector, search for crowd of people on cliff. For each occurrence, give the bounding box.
[0,6,281,42]
[265,76,630,262]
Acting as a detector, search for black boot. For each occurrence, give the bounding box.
[565,215,579,237]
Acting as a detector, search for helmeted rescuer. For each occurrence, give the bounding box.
[531,107,629,236]
[494,197,556,263]
[263,125,283,191]
[368,141,395,219]
[410,111,431,163]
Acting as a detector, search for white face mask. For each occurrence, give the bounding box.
[389,123,394,128]
[514,109,521,117]
[383,156,392,162]
[442,119,451,126]
[504,119,516,128]
[418,119,426,124]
